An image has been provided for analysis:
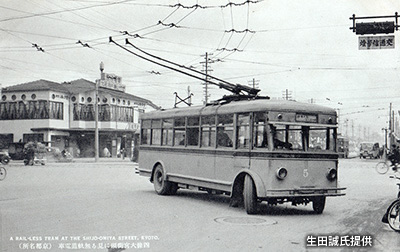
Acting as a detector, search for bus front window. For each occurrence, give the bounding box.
[308,127,336,152]
[271,125,303,151]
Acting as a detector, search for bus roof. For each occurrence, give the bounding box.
[142,99,336,121]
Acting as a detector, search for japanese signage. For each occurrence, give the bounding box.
[358,35,395,50]
[96,73,126,92]
[295,113,317,123]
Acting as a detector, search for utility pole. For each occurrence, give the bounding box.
[282,89,292,100]
[248,78,259,89]
[201,52,213,105]
[95,62,103,162]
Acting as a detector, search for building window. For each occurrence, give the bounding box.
[122,100,126,105]
[112,98,116,103]
[49,101,64,120]
[87,97,92,103]
[117,99,121,104]
[0,100,62,120]
[1,95,6,101]
[71,96,76,102]
[11,95,16,101]
[23,133,44,143]
[102,97,108,103]
[31,94,36,100]
[21,94,26,100]
[52,94,56,99]
[128,101,130,105]
[81,97,85,102]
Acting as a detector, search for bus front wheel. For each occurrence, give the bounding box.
[243,174,258,214]
[153,165,175,195]
[312,196,326,214]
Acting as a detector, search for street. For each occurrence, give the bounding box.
[0,158,399,251]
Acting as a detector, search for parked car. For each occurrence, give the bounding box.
[359,142,380,159]
[0,151,10,164]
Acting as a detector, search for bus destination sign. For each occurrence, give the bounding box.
[295,113,317,123]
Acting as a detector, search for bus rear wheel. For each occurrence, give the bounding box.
[243,174,258,214]
[312,196,326,214]
[153,164,175,195]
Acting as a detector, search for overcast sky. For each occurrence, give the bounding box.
[1,0,400,141]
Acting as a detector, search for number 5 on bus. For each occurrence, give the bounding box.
[138,99,346,214]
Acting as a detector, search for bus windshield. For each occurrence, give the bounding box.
[269,124,336,152]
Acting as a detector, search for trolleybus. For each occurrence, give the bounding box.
[138,99,345,214]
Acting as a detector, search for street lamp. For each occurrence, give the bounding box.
[95,62,103,162]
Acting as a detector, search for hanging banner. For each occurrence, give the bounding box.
[358,35,395,50]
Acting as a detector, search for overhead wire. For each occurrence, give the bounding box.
[110,37,259,95]
[0,0,138,23]
[123,38,249,90]
[0,5,120,32]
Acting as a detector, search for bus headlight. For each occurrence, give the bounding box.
[326,168,337,181]
[276,167,288,180]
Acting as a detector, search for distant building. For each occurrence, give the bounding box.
[0,78,158,159]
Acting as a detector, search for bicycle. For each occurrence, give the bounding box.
[382,174,400,232]
[0,166,6,181]
[375,158,398,174]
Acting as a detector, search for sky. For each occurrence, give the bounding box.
[1,0,400,143]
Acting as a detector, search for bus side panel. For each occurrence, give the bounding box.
[139,148,215,180]
[214,152,244,183]
[248,157,270,197]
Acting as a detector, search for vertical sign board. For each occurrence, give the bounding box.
[358,35,395,50]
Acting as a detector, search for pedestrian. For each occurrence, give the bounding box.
[103,147,111,157]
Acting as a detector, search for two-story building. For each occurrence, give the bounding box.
[0,78,158,159]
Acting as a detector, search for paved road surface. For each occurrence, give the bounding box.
[0,158,399,251]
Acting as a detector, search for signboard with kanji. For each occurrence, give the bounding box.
[96,73,126,92]
[358,35,395,50]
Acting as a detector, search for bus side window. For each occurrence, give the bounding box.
[217,114,233,148]
[271,125,293,150]
[187,117,200,146]
[237,113,250,149]
[174,117,185,146]
[254,112,268,148]
[162,119,173,146]
[141,119,151,145]
[201,115,216,147]
[151,119,162,145]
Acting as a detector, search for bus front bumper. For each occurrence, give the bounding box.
[264,187,346,198]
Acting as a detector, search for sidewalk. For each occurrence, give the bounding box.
[73,157,135,164]
[7,157,137,165]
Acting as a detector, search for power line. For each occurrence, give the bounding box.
[0,0,137,23]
